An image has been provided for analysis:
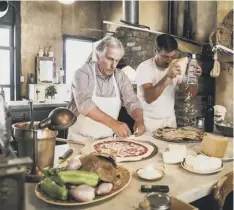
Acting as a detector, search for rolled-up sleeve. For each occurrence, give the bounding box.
[72,68,97,116]
[118,71,142,115]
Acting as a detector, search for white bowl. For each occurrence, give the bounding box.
[136,168,164,181]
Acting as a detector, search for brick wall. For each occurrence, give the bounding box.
[115,27,156,69]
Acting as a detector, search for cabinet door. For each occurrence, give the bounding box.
[36,85,46,101]
[29,84,46,101]
[63,85,71,101]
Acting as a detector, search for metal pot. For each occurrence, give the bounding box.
[12,122,57,169]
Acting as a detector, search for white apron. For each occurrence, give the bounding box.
[143,79,177,132]
[68,65,121,141]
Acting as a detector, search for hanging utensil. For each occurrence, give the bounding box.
[37,107,77,130]
[28,100,34,129]
[210,51,221,78]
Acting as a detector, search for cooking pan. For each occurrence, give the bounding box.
[215,123,233,137]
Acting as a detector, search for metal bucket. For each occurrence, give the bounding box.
[12,122,57,169]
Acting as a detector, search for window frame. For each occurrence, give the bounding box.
[0,1,21,101]
[0,24,14,101]
[63,34,97,84]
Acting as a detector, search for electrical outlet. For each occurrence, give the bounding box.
[20,76,24,82]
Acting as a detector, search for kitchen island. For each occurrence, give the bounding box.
[25,133,233,210]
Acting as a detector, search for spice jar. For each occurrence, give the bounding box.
[38,49,43,57]
[145,192,171,210]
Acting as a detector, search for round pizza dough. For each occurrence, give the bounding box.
[91,138,155,162]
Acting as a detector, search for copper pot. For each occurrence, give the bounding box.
[12,122,57,169]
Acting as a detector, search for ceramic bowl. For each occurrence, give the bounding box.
[136,167,165,181]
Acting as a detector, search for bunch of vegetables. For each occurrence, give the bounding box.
[40,158,114,202]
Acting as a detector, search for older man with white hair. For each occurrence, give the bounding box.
[67,36,145,141]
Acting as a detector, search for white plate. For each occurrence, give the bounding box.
[200,148,233,161]
[181,161,224,175]
[160,149,197,164]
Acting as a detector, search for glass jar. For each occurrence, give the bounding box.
[145,192,171,210]
[197,117,205,130]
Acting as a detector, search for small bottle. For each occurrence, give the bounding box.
[44,47,49,57]
[205,95,214,132]
[48,46,54,57]
[187,54,197,85]
[30,73,35,84]
[38,49,44,57]
[60,67,64,84]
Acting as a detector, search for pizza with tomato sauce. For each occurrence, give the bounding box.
[92,139,155,162]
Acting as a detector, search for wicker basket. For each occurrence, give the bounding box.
[209,10,233,50]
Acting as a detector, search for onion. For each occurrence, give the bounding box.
[70,185,95,202]
[96,182,113,195]
[65,158,82,170]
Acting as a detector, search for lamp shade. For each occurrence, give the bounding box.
[58,0,75,4]
[0,1,8,18]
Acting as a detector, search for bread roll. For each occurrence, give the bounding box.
[170,57,189,76]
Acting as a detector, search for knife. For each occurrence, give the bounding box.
[58,149,73,164]
[141,185,169,193]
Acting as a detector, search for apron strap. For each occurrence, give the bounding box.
[112,71,120,98]
[92,63,98,96]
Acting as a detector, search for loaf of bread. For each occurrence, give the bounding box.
[170,57,189,76]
